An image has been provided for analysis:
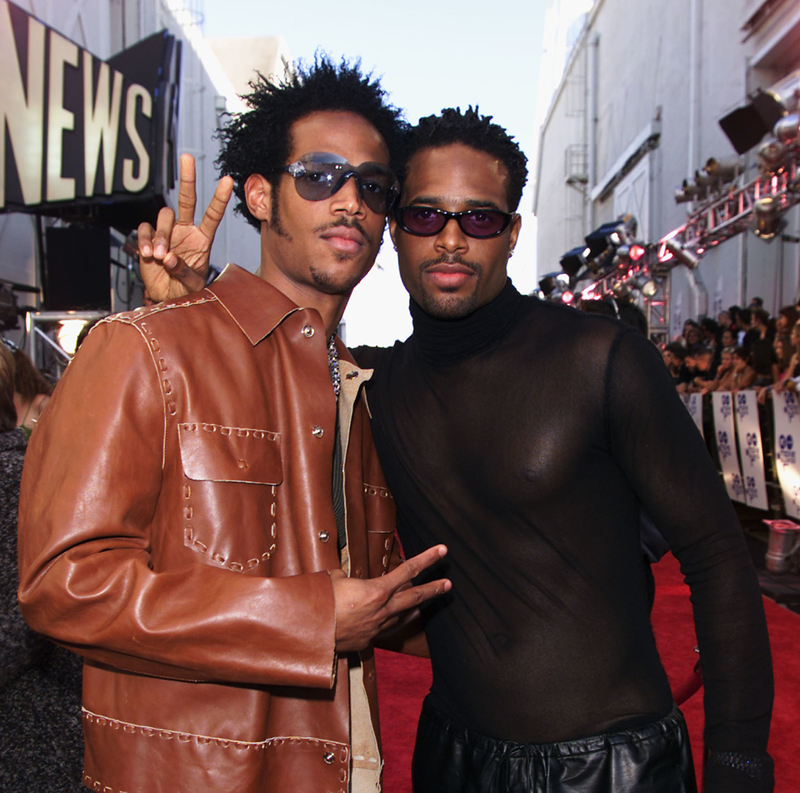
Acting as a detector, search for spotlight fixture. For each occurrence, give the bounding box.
[559,246,589,278]
[612,281,632,299]
[663,239,700,269]
[753,196,785,241]
[757,139,788,174]
[538,274,557,297]
[675,179,704,204]
[703,157,742,184]
[584,215,637,259]
[56,319,90,356]
[719,88,786,155]
[774,113,800,145]
[642,278,661,298]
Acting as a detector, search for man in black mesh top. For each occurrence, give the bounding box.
[141,108,773,793]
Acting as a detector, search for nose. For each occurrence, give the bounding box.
[434,216,469,255]
[330,173,366,217]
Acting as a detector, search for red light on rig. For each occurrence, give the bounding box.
[562,290,575,304]
[630,244,646,261]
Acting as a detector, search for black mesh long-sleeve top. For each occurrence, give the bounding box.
[354,280,773,792]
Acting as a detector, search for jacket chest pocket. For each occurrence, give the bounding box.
[178,423,282,573]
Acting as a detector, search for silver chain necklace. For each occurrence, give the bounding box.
[327,336,340,397]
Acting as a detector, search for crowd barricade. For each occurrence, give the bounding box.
[686,390,800,518]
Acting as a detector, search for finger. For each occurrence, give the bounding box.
[176,154,197,225]
[153,207,176,260]
[165,261,207,292]
[386,577,452,616]
[137,222,155,258]
[198,176,234,240]
[382,545,448,592]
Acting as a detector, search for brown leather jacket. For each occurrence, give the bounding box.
[17,265,397,793]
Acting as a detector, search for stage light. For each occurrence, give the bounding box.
[642,278,661,298]
[539,273,576,303]
[612,281,631,299]
[675,179,704,204]
[56,319,89,355]
[775,113,800,145]
[613,245,631,266]
[757,139,788,174]
[704,157,742,184]
[584,215,637,258]
[753,196,785,240]
[560,246,588,278]
[629,244,646,262]
[663,239,700,269]
[539,275,557,297]
[719,88,785,155]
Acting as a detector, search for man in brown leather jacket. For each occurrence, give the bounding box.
[17,59,449,793]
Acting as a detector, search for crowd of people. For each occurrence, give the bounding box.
[660,298,800,402]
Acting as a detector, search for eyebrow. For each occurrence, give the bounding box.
[407,195,505,211]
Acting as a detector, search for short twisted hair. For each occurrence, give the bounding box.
[396,107,528,211]
[216,55,407,230]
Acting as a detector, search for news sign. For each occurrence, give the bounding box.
[0,0,181,229]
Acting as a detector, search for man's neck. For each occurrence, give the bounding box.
[259,267,348,336]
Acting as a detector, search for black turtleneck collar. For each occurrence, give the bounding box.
[409,278,528,367]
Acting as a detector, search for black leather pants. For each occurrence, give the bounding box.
[411,698,697,793]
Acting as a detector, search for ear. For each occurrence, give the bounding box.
[244,174,273,223]
[388,214,399,249]
[508,213,522,257]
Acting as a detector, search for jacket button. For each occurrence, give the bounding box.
[312,425,324,438]
[323,751,335,764]
[318,530,330,543]
[236,459,248,469]
[302,325,315,338]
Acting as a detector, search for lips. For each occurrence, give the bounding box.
[321,225,365,255]
[423,262,476,290]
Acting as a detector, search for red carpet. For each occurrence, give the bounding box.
[376,552,800,792]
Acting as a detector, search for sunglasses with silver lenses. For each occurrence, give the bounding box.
[394,206,514,239]
[275,152,398,214]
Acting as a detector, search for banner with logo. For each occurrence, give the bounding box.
[712,392,745,503]
[772,391,800,519]
[681,393,703,438]
[734,390,768,510]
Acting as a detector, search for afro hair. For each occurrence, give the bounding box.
[216,55,407,230]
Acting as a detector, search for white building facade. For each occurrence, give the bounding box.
[534,0,800,336]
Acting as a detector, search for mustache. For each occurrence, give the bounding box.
[314,217,373,245]
[418,255,482,275]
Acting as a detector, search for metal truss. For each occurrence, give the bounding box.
[677,161,800,252]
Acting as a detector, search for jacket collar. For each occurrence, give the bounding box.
[208,263,305,346]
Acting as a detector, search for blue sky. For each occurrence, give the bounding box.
[202,1,546,157]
